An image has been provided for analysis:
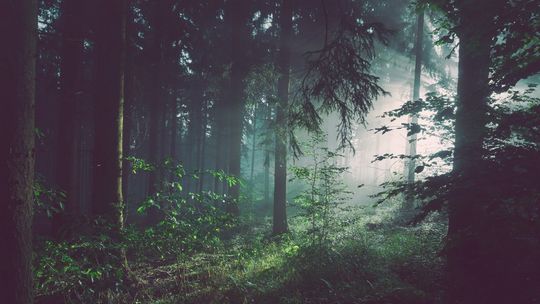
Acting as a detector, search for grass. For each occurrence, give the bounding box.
[35,209,447,304]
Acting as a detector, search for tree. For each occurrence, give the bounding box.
[0,0,37,302]
[273,0,294,235]
[424,0,540,302]
[92,0,127,230]
[52,0,85,238]
[225,0,254,215]
[403,8,424,216]
[146,0,171,200]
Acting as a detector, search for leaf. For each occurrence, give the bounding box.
[429,150,452,160]
[414,165,425,173]
[407,123,422,136]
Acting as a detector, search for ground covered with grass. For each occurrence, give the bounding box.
[35,206,446,304]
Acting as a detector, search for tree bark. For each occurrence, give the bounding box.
[92,0,127,231]
[53,0,85,237]
[264,104,272,206]
[249,107,258,185]
[447,3,492,303]
[0,0,37,302]
[147,0,172,199]
[170,95,178,161]
[214,85,229,194]
[403,10,424,216]
[198,103,207,193]
[273,0,293,235]
[122,5,135,216]
[225,0,252,215]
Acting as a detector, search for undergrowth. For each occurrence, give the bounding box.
[35,212,445,304]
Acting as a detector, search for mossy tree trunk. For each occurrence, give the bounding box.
[92,0,127,231]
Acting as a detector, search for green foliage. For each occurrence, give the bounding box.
[206,216,445,304]
[34,176,65,218]
[35,159,242,302]
[129,159,241,257]
[124,156,154,173]
[34,220,127,302]
[290,133,352,245]
[373,84,540,226]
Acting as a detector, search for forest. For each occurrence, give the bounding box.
[1,0,540,303]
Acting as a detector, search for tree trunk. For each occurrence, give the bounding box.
[122,6,135,216]
[403,10,424,215]
[214,86,229,194]
[273,0,293,235]
[147,0,170,199]
[53,0,85,237]
[198,103,207,193]
[225,0,252,215]
[447,5,492,304]
[264,149,271,206]
[264,104,272,206]
[170,96,178,161]
[0,0,37,302]
[186,90,202,196]
[92,0,127,231]
[249,107,257,186]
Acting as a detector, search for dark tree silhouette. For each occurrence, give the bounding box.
[0,0,37,302]
[92,0,127,230]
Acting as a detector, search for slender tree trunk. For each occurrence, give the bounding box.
[225,0,252,215]
[122,6,135,216]
[198,103,207,193]
[0,1,37,302]
[249,107,258,188]
[264,104,272,206]
[273,0,293,235]
[147,1,169,199]
[170,96,178,161]
[447,5,492,304]
[403,10,424,215]
[92,0,127,231]
[186,91,202,196]
[53,0,85,237]
[193,101,203,191]
[264,150,270,206]
[214,87,228,194]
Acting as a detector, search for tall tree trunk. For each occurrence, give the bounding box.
[92,0,127,231]
[249,107,258,189]
[53,0,85,237]
[264,149,270,206]
[193,100,203,192]
[214,86,229,194]
[186,91,202,196]
[263,104,272,206]
[198,103,207,193]
[122,5,135,216]
[403,10,424,216]
[225,0,252,215]
[147,0,170,199]
[447,4,492,303]
[0,1,37,302]
[170,96,178,161]
[273,0,293,235]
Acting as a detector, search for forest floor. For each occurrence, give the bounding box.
[127,214,444,303]
[36,208,447,304]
